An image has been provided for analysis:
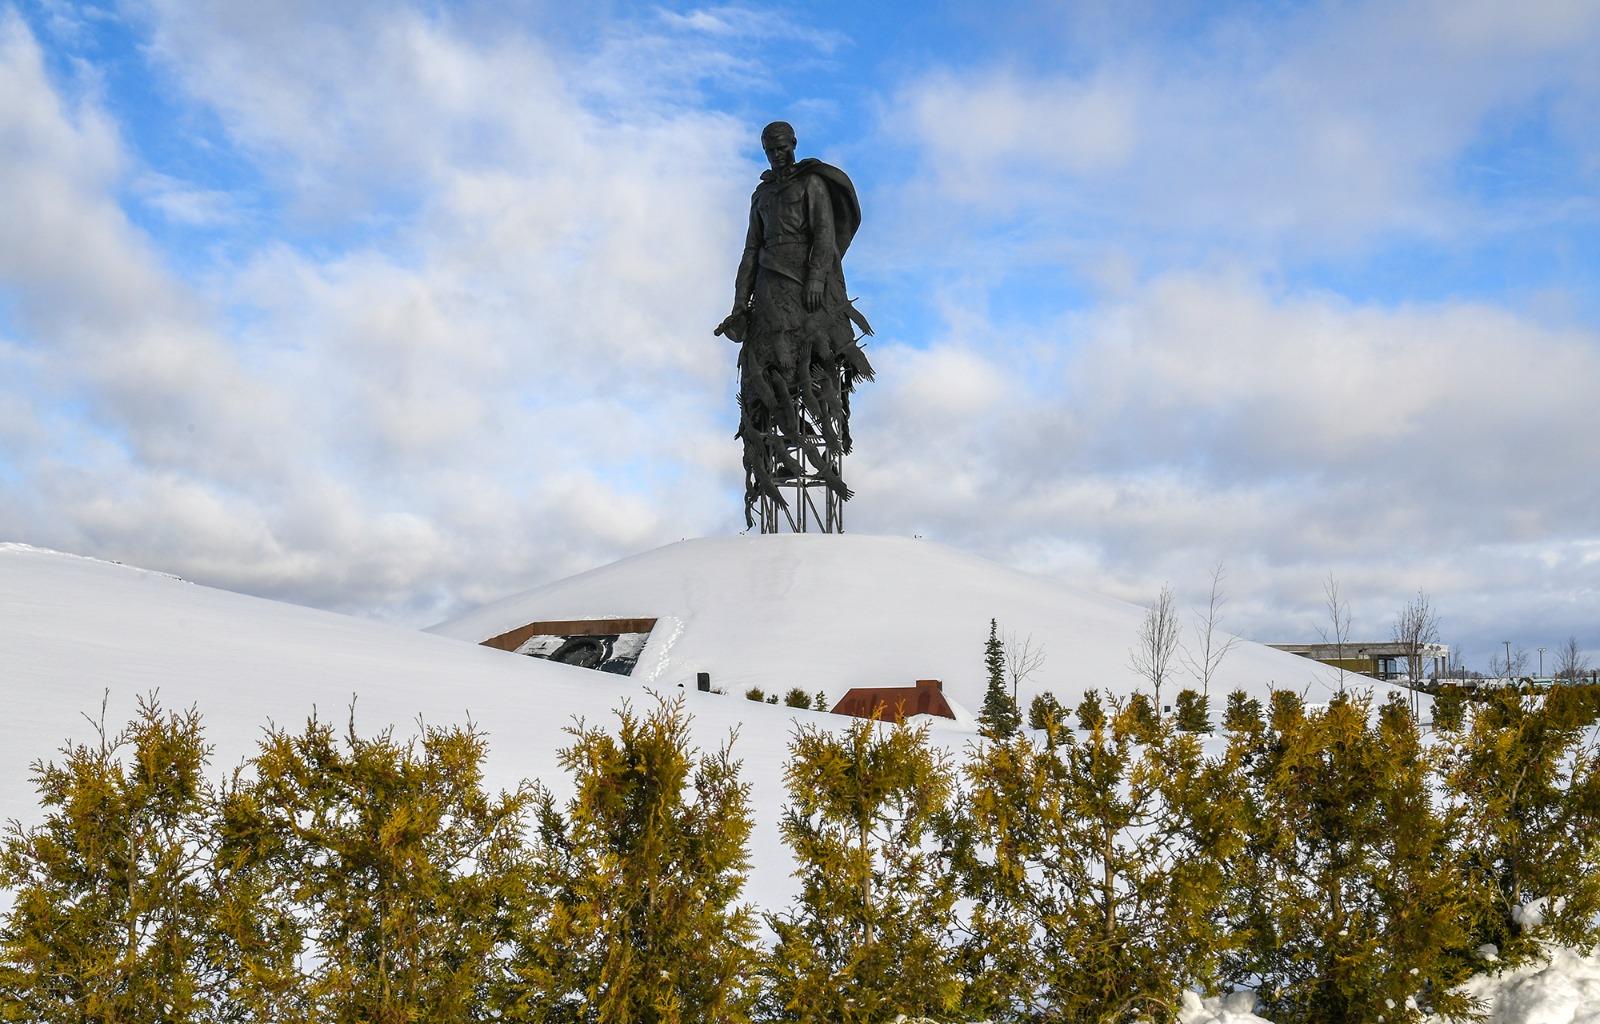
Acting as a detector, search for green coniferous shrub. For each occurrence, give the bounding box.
[1226,693,1477,1024]
[1268,688,1303,732]
[1223,690,1263,735]
[1075,689,1106,731]
[1124,693,1159,742]
[1430,685,1467,732]
[745,687,767,702]
[763,718,962,1022]
[815,690,830,712]
[0,696,217,1023]
[1028,691,1067,734]
[955,703,1242,1022]
[507,696,759,1024]
[218,711,531,1024]
[1174,689,1212,734]
[784,689,813,710]
[980,619,1021,739]
[1442,687,1600,966]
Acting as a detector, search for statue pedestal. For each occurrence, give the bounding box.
[758,430,842,534]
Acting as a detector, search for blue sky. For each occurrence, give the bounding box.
[2,0,1598,674]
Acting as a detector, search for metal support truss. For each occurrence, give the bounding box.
[758,423,843,534]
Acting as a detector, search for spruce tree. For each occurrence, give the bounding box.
[0,696,217,1023]
[764,718,962,1021]
[980,619,1020,739]
[507,696,758,1024]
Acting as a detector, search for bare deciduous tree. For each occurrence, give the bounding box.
[1553,636,1592,682]
[1180,562,1241,698]
[1004,631,1047,703]
[1130,584,1181,715]
[1391,590,1440,715]
[1489,644,1529,681]
[1318,574,1352,695]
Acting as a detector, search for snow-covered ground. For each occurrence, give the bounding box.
[2,537,1590,1022]
[427,533,1374,715]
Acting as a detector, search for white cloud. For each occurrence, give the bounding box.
[2,0,1595,669]
[890,0,1600,251]
[132,171,240,225]
[849,271,1600,654]
[905,69,1138,201]
[0,6,759,621]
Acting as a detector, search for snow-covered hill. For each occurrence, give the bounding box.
[2,538,1592,1023]
[427,533,1365,715]
[0,533,1368,908]
[0,541,828,908]
[0,535,1403,902]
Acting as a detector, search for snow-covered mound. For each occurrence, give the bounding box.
[0,542,827,908]
[5,540,1584,1022]
[429,534,1364,716]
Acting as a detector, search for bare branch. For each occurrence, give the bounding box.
[1316,574,1352,695]
[1004,631,1047,703]
[1180,562,1241,698]
[1553,636,1591,682]
[1130,584,1182,715]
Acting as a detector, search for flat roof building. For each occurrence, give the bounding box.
[1265,641,1450,682]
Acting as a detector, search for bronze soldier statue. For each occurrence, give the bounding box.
[716,121,874,530]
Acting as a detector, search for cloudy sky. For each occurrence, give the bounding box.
[2,0,1597,671]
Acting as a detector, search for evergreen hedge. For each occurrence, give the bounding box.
[4,687,1599,1023]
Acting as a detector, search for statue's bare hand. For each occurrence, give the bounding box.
[803,279,823,311]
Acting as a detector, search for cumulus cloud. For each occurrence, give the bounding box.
[0,5,759,621]
[890,0,1600,252]
[849,271,1600,660]
[1,0,1595,673]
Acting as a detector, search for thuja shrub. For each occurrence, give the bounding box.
[1027,690,1067,733]
[763,718,962,1022]
[504,696,759,1024]
[1440,686,1600,966]
[0,696,217,1023]
[1223,690,1263,735]
[1224,693,1477,1024]
[217,710,531,1024]
[954,702,1242,1023]
[1075,689,1106,731]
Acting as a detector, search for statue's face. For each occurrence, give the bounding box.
[762,133,796,173]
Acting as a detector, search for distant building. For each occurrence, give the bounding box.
[1265,641,1450,682]
[831,679,957,724]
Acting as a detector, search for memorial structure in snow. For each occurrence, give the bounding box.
[716,121,874,533]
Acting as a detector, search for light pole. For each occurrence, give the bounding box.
[1503,640,1512,679]
[1539,647,1546,677]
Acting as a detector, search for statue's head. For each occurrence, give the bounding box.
[761,121,797,173]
